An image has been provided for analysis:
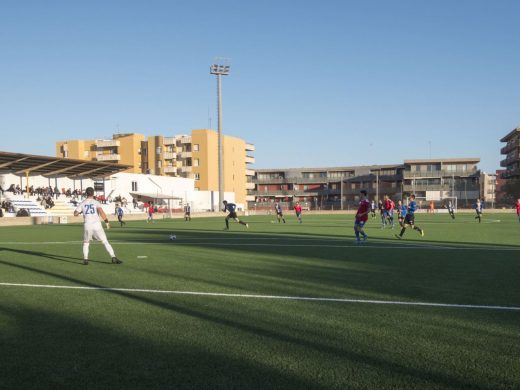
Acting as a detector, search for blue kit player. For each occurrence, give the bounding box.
[395,194,424,239]
[223,200,248,230]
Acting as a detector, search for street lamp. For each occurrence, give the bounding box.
[210,61,230,210]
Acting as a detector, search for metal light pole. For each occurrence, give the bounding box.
[210,62,230,210]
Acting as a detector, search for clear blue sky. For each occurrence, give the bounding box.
[1,0,519,173]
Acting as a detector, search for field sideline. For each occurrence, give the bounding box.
[1,213,519,389]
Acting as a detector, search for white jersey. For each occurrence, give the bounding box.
[76,198,103,228]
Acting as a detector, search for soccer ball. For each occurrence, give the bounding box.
[169,234,176,241]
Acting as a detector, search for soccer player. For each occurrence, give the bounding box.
[370,200,376,218]
[428,200,435,214]
[446,200,455,220]
[384,195,395,228]
[395,194,424,239]
[294,201,303,223]
[116,204,125,227]
[474,198,483,223]
[516,199,520,223]
[184,203,191,222]
[74,187,122,265]
[147,201,154,223]
[378,199,386,228]
[223,200,248,230]
[397,200,406,227]
[354,190,370,244]
[274,201,286,223]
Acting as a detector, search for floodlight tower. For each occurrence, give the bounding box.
[210,60,230,210]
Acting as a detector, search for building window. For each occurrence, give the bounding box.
[63,151,68,158]
[194,173,200,180]
[193,144,199,151]
[131,181,138,191]
[156,147,161,155]
[193,158,199,167]
[84,151,89,158]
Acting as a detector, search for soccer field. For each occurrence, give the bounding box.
[1,213,519,389]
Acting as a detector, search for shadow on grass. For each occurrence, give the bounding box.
[0,304,322,390]
[0,259,494,390]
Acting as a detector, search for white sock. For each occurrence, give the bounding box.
[102,240,116,258]
[83,243,89,260]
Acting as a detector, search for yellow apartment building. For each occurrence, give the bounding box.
[56,129,255,205]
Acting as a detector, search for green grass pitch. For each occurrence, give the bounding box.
[0,212,519,389]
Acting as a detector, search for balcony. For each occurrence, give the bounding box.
[500,153,520,167]
[246,143,255,151]
[254,177,286,184]
[245,155,255,164]
[403,170,478,178]
[501,168,520,178]
[95,140,120,148]
[180,166,192,173]
[246,169,255,176]
[178,151,192,159]
[500,139,520,154]
[246,182,256,190]
[95,153,120,161]
[163,152,176,160]
[163,166,177,174]
[180,136,192,144]
[402,184,453,192]
[163,137,176,145]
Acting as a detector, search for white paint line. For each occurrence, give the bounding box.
[0,282,519,312]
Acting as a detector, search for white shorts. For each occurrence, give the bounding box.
[83,225,108,242]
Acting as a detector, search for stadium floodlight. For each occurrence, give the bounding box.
[210,58,231,211]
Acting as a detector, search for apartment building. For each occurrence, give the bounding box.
[402,158,480,207]
[56,129,255,205]
[480,172,497,206]
[251,165,403,210]
[250,158,481,210]
[500,126,520,181]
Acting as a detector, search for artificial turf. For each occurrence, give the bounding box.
[0,212,519,389]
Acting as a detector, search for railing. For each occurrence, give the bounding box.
[163,166,177,173]
[180,166,192,173]
[402,184,453,192]
[163,152,176,160]
[163,137,176,145]
[500,153,520,167]
[501,168,520,178]
[246,169,255,176]
[180,136,192,144]
[403,170,478,178]
[500,139,520,154]
[95,140,120,148]
[178,151,192,159]
[95,154,120,161]
[245,182,256,190]
[246,143,255,151]
[245,156,255,164]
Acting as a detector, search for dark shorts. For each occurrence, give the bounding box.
[295,212,301,217]
[354,220,366,228]
[277,211,283,217]
[404,214,415,225]
[227,211,238,219]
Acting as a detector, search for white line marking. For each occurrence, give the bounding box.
[1,282,519,311]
